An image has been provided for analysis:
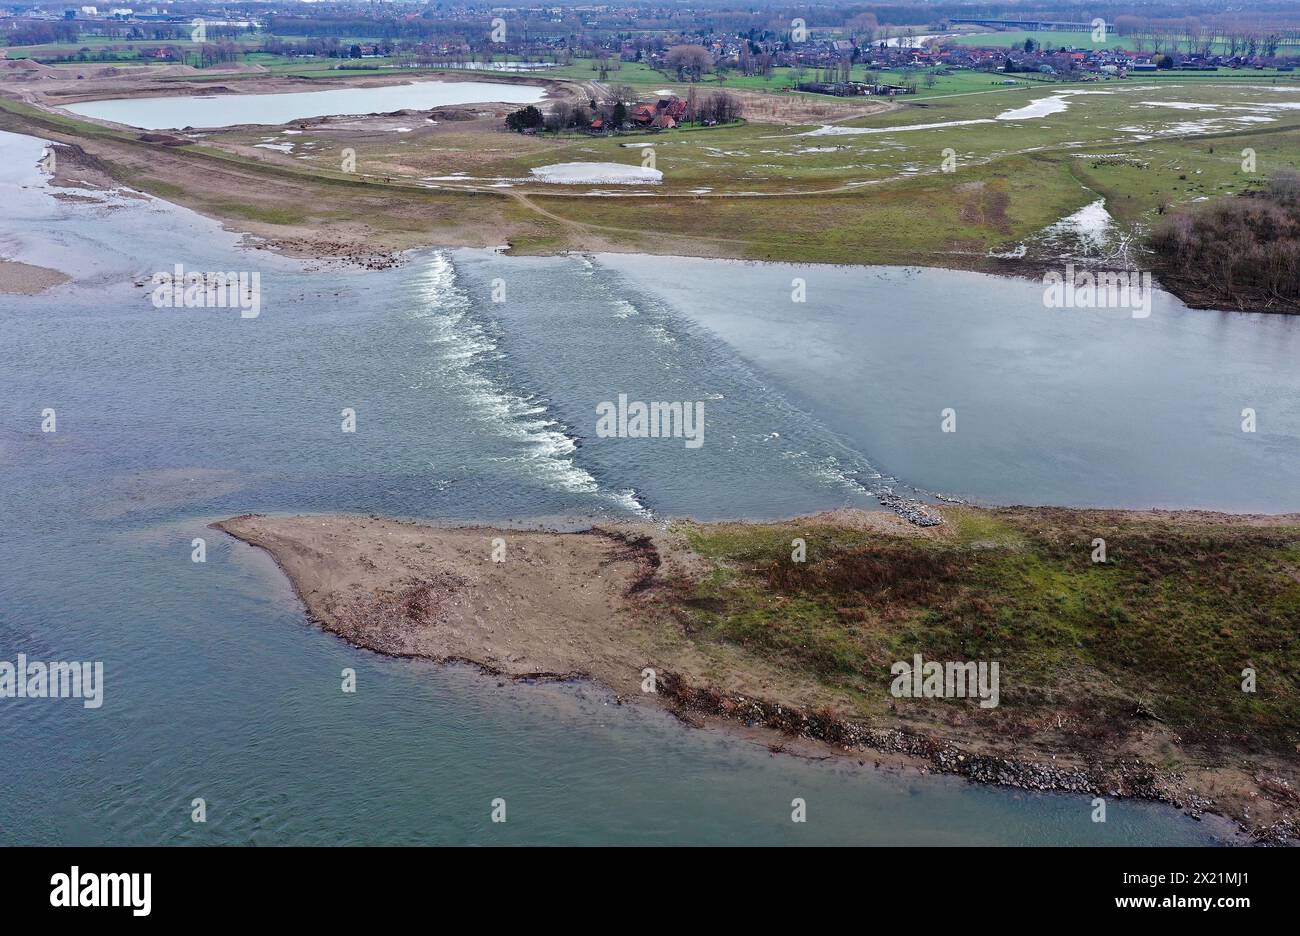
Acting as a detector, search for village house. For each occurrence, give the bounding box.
[628,96,688,129]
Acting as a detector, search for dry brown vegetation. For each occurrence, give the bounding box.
[1151,171,1300,313]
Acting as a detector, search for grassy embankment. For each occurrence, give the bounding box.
[500,82,1300,261]
[0,96,561,250]
[0,90,1081,264]
[677,508,1300,754]
[3,77,1299,269]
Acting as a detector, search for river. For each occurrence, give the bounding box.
[4,128,1288,844]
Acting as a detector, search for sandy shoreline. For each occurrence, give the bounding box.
[0,258,70,295]
[216,508,1299,845]
[214,513,668,683]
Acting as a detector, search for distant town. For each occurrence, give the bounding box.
[5,2,1299,80]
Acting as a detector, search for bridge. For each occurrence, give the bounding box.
[949,18,1113,33]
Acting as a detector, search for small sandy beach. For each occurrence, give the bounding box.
[0,258,69,295]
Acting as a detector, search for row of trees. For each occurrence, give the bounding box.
[7,21,79,46]
[260,37,347,58]
[5,20,257,48]
[192,41,243,68]
[1112,16,1291,57]
[506,90,742,134]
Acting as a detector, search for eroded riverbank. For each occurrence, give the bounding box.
[216,508,1300,844]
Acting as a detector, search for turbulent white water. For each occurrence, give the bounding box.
[409,252,646,513]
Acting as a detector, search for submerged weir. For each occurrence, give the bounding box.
[3,129,1294,844]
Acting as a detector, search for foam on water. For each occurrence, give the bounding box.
[408,252,646,514]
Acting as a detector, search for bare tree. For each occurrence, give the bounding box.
[664,44,712,81]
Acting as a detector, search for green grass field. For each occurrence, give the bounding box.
[162,72,1300,265]
[483,78,1300,198]
[949,29,1300,55]
[7,57,1300,270]
[680,508,1300,749]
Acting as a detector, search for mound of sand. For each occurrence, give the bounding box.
[0,59,57,80]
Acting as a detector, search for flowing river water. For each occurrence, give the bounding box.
[4,127,1296,844]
